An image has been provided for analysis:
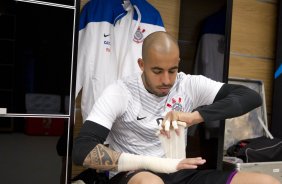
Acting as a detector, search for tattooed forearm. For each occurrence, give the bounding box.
[83,144,121,171]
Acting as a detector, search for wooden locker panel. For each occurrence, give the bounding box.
[229,54,274,113]
[230,0,277,58]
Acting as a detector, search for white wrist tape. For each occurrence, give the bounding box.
[118,153,181,173]
[159,125,186,159]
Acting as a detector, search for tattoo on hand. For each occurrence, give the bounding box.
[83,144,121,171]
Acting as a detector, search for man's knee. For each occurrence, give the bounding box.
[128,171,164,184]
[259,174,281,184]
[231,171,281,184]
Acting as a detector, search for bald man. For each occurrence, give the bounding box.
[73,31,280,184]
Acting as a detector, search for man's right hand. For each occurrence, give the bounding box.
[160,111,204,138]
[177,157,206,170]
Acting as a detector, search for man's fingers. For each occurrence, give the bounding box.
[181,158,206,165]
[175,121,186,136]
[156,120,187,137]
[172,120,178,130]
[177,121,187,127]
[158,129,170,138]
[175,128,180,136]
[163,119,171,138]
[164,120,170,131]
[177,158,206,170]
[177,164,198,170]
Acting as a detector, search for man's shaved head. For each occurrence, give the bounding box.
[142,31,179,62]
[138,31,180,97]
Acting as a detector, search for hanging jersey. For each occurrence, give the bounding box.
[76,0,165,121]
[86,72,223,157]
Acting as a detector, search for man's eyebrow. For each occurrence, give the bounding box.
[151,67,163,70]
[169,66,178,70]
[151,66,179,70]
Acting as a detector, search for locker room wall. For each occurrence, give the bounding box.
[228,0,278,124]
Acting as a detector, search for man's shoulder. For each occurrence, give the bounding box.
[176,72,192,82]
[176,73,215,89]
[104,79,129,95]
[177,72,210,81]
[104,74,139,95]
[119,72,140,85]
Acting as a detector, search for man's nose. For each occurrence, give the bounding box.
[161,72,171,85]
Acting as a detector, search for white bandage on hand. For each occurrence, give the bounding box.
[118,153,181,173]
[159,125,186,159]
[164,120,171,131]
[176,121,187,127]
[172,120,178,130]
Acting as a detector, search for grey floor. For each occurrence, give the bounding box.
[0,133,63,184]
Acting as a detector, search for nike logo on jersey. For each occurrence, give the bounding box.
[104,33,110,37]
[137,116,146,120]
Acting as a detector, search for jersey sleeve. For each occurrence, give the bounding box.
[86,81,130,130]
[184,75,224,109]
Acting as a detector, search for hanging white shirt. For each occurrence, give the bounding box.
[76,0,166,121]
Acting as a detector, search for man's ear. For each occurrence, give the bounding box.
[138,58,144,71]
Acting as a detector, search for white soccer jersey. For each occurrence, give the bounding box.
[86,72,223,157]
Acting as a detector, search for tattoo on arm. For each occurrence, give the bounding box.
[83,144,121,171]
